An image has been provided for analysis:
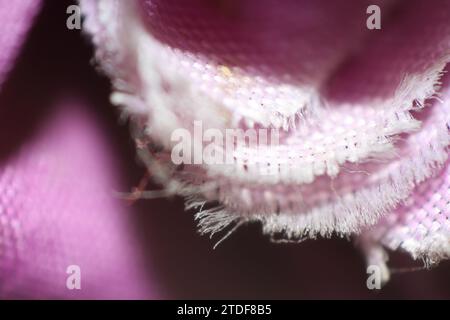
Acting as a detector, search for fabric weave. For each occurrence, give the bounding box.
[81,0,450,275]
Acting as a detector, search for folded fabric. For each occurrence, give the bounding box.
[81,0,450,281]
[0,100,154,299]
[0,2,155,298]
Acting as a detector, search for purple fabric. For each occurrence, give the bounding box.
[0,0,450,299]
[0,101,154,298]
[0,1,157,299]
[82,0,450,270]
[0,0,41,89]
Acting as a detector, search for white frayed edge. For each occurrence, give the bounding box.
[402,233,450,266]
[368,205,450,267]
[358,230,450,281]
[130,130,448,246]
[358,239,391,287]
[178,112,450,241]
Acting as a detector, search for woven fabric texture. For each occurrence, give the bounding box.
[81,0,450,276]
[0,2,156,298]
[0,0,449,298]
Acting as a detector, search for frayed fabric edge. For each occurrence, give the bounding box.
[80,0,450,260]
[194,121,450,239]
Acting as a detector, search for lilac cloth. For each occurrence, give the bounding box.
[82,0,450,273]
[0,0,450,299]
[0,101,154,299]
[0,0,41,89]
[0,1,157,299]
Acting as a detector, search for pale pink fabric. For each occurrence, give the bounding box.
[0,0,449,299]
[0,1,158,299]
[0,0,41,89]
[81,0,450,272]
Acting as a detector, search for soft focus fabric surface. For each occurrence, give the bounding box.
[0,1,157,299]
[0,0,41,89]
[0,101,151,298]
[0,0,449,299]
